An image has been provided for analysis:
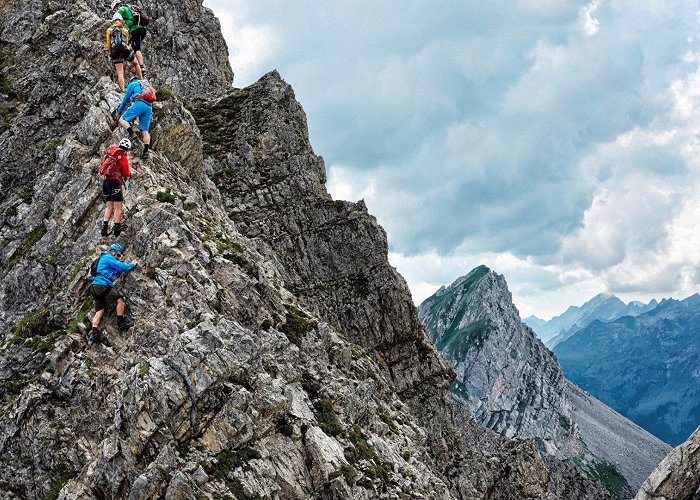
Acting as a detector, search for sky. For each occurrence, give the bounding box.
[203,0,700,319]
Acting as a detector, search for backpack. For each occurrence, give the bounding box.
[90,253,106,277]
[99,145,125,178]
[134,80,157,103]
[127,4,150,27]
[109,25,128,54]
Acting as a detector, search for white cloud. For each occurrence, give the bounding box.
[203,0,275,86]
[581,1,601,36]
[327,164,377,202]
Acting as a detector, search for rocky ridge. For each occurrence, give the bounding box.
[0,1,617,499]
[418,266,670,498]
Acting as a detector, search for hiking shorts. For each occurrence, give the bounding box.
[122,100,152,132]
[91,284,122,312]
[130,28,147,52]
[102,179,124,202]
[111,47,135,65]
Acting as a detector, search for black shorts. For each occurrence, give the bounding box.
[102,179,124,202]
[111,48,135,65]
[91,285,122,312]
[130,28,147,52]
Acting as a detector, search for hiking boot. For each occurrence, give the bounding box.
[117,316,131,332]
[113,223,122,237]
[87,327,102,343]
[101,222,109,237]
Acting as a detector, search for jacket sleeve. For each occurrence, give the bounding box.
[117,83,135,115]
[108,255,136,274]
[106,27,111,52]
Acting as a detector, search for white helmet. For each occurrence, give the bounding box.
[118,138,132,150]
[112,12,123,22]
[111,0,122,10]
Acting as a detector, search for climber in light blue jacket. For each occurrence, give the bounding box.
[115,77,157,159]
[89,243,138,342]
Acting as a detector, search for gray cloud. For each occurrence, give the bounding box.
[205,0,700,315]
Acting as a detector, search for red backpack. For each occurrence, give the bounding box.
[134,81,157,103]
[99,145,125,178]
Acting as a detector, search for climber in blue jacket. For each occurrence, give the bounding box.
[115,77,157,159]
[89,243,138,342]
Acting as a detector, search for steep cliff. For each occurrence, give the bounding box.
[0,1,616,499]
[419,266,670,497]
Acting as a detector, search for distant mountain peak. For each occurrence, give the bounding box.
[419,269,669,496]
[525,292,660,348]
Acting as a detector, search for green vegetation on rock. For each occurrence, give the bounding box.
[313,399,344,437]
[279,305,316,348]
[156,190,177,204]
[155,87,173,101]
[8,224,46,268]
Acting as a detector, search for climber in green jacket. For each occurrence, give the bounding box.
[111,0,149,76]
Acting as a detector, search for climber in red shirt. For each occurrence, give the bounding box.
[99,138,132,238]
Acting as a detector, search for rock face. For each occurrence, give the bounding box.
[555,294,700,446]
[636,425,700,500]
[524,293,657,348]
[419,266,670,498]
[0,2,619,499]
[418,267,580,456]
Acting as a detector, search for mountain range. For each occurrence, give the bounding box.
[524,293,657,348]
[554,294,700,446]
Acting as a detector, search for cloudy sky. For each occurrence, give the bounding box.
[203,0,700,319]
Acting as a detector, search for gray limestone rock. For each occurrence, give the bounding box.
[636,425,700,500]
[419,266,669,498]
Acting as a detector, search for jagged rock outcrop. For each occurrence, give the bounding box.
[636,425,700,500]
[419,266,670,498]
[0,1,623,499]
[418,267,580,456]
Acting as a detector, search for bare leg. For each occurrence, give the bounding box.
[135,50,144,67]
[115,62,125,91]
[104,201,114,222]
[113,201,123,224]
[119,117,131,131]
[92,309,105,328]
[142,131,150,145]
[133,60,143,80]
[116,298,126,316]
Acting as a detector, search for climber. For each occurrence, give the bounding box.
[88,243,138,342]
[99,138,132,237]
[115,76,156,159]
[106,12,142,91]
[111,0,149,75]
